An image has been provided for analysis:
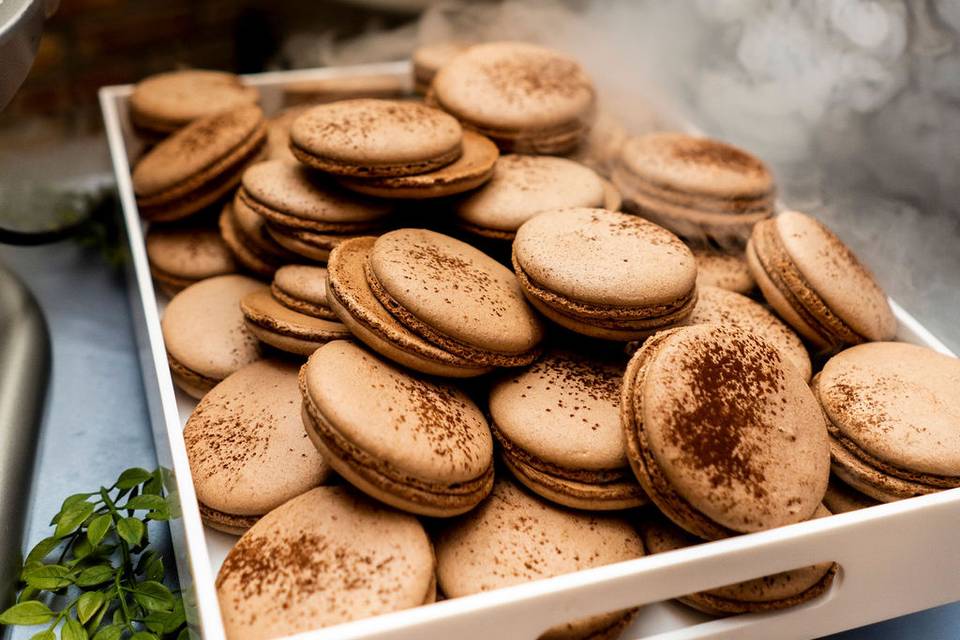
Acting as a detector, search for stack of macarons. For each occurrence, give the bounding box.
[122,45,960,640]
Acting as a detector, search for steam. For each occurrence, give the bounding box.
[283,0,960,351]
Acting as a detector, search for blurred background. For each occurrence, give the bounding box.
[1,0,958,349]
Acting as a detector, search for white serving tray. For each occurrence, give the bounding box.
[99,62,960,640]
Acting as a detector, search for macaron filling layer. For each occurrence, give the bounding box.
[750,219,864,349]
[271,283,338,320]
[292,141,463,178]
[299,371,494,516]
[197,501,260,533]
[237,187,382,234]
[682,565,837,616]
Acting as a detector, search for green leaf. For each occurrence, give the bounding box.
[87,514,113,546]
[73,537,94,560]
[75,564,114,587]
[132,581,175,612]
[55,501,96,539]
[26,536,62,564]
[77,592,106,625]
[91,626,123,640]
[51,494,94,525]
[176,629,190,640]
[116,518,144,546]
[62,617,88,640]
[145,555,164,582]
[85,598,109,633]
[123,495,166,512]
[17,586,39,603]
[0,600,55,625]
[23,564,73,590]
[129,632,157,640]
[116,468,152,489]
[30,631,56,640]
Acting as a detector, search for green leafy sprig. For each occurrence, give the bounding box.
[0,468,186,640]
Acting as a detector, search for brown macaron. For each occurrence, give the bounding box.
[338,130,499,200]
[613,133,774,247]
[290,99,463,177]
[217,486,435,640]
[430,41,596,154]
[412,41,469,94]
[641,508,836,616]
[300,341,495,517]
[183,359,331,534]
[240,288,351,356]
[685,286,811,381]
[489,350,646,510]
[367,228,545,367]
[132,105,266,222]
[814,341,960,502]
[747,210,897,351]
[513,208,698,340]
[161,274,263,399]
[434,479,644,640]
[622,324,830,540]
[128,69,259,138]
[823,474,880,514]
[455,154,607,241]
[693,248,755,294]
[326,237,494,378]
[145,225,236,296]
[219,200,300,278]
[271,264,338,320]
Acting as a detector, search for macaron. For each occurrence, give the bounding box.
[622,324,830,539]
[237,159,393,234]
[367,228,545,367]
[240,288,351,356]
[161,274,263,398]
[489,350,646,510]
[434,479,644,640]
[814,341,960,501]
[338,130,499,199]
[145,224,236,296]
[513,208,697,340]
[290,99,463,177]
[219,200,298,278]
[455,155,607,241]
[217,486,435,640]
[747,210,897,351]
[325,237,494,378]
[264,225,348,263]
[183,359,330,534]
[693,248,755,294]
[823,474,879,514]
[132,105,266,222]
[412,41,469,94]
[641,509,836,615]
[271,264,338,320]
[128,69,258,139]
[685,286,811,381]
[299,341,495,516]
[613,133,774,246]
[430,41,595,154]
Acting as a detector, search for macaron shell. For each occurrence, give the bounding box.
[146,226,236,283]
[412,41,469,87]
[432,42,594,133]
[773,211,896,342]
[817,342,960,477]
[368,228,544,355]
[265,106,306,162]
[617,133,774,200]
[290,99,463,175]
[271,264,338,319]
[184,359,330,516]
[325,238,492,378]
[490,351,627,472]
[133,105,265,197]
[636,325,829,536]
[302,341,493,487]
[219,202,289,278]
[686,286,811,381]
[161,274,263,383]
[217,486,435,640]
[265,226,335,262]
[823,474,879,514]
[513,208,696,308]
[241,289,351,355]
[129,70,258,131]
[241,159,393,226]
[693,249,755,294]
[455,155,605,233]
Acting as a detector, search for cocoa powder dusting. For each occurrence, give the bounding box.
[669,138,766,176]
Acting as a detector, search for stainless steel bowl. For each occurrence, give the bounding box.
[0,0,58,110]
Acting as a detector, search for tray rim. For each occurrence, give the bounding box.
[99,61,960,640]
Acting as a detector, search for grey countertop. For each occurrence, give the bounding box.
[1,234,957,640]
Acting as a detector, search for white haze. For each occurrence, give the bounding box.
[284,0,960,352]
